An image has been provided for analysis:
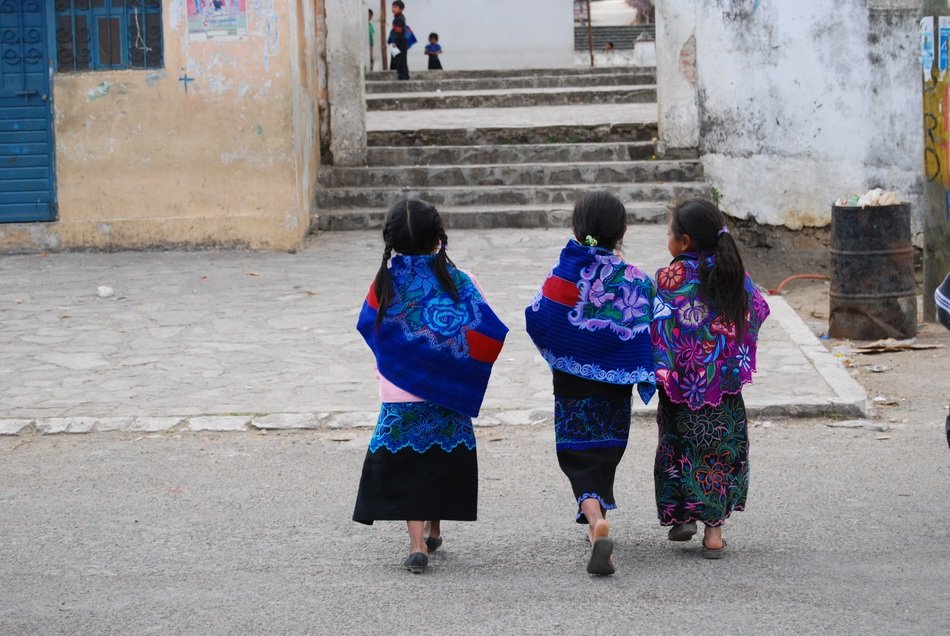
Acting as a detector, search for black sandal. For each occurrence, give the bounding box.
[425,536,442,553]
[587,538,616,575]
[403,552,428,573]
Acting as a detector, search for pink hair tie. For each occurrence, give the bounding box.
[718,226,730,237]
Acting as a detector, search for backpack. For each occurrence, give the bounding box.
[937,271,950,330]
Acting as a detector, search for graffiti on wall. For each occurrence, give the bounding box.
[923,16,950,219]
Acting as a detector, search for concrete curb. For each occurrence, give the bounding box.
[0,396,866,437]
[766,296,869,417]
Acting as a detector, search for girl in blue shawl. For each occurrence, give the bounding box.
[353,199,508,574]
[526,192,657,576]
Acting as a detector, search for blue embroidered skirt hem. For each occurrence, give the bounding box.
[353,402,478,525]
[554,395,632,524]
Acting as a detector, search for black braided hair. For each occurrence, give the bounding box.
[373,199,459,329]
[670,197,748,335]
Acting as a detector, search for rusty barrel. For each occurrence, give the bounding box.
[829,204,916,340]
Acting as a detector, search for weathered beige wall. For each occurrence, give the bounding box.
[0,0,318,252]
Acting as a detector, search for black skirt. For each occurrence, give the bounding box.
[353,401,477,525]
[553,373,633,524]
[427,55,443,70]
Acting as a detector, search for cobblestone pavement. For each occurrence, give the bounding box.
[0,227,864,433]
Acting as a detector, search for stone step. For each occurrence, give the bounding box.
[314,181,707,209]
[365,141,664,165]
[367,85,656,111]
[367,122,658,147]
[365,66,652,82]
[314,202,677,232]
[318,160,702,189]
[365,71,656,94]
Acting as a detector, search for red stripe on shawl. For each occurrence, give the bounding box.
[467,330,505,364]
[366,283,379,311]
[542,275,579,307]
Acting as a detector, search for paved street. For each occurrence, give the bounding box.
[1,422,948,634]
[0,227,864,434]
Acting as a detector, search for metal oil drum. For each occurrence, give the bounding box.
[829,204,917,340]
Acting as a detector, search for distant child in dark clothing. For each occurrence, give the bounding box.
[425,33,443,70]
[368,9,376,71]
[388,1,410,80]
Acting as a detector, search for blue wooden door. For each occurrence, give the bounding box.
[0,0,54,223]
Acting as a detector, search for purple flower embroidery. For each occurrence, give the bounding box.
[613,285,649,323]
[676,299,709,329]
[679,368,707,407]
[674,336,706,371]
[588,279,616,308]
[623,265,646,282]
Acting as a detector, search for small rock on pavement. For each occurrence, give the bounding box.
[97,285,115,298]
[826,419,891,432]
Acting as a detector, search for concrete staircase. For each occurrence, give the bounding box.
[313,66,706,232]
[574,25,656,50]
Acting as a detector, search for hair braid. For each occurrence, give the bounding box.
[431,211,459,301]
[373,241,394,329]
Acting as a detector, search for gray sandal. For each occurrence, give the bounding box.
[702,539,728,560]
[668,522,698,542]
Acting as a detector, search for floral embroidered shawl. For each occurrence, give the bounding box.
[651,253,770,410]
[357,254,509,418]
[525,239,657,404]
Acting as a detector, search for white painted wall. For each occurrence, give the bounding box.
[364,0,575,71]
[658,0,923,230]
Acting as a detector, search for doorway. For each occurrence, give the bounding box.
[0,0,55,223]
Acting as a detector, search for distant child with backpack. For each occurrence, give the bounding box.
[388,1,415,80]
[353,199,508,574]
[526,191,657,576]
[424,32,443,70]
[651,198,770,559]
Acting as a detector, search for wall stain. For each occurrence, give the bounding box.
[87,82,111,101]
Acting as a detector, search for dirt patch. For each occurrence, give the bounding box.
[730,216,947,433]
[729,215,832,289]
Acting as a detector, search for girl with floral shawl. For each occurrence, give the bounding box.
[651,198,770,559]
[526,192,656,576]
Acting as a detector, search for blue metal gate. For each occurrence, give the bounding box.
[0,0,54,223]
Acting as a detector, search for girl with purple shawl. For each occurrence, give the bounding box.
[526,192,656,576]
[651,198,770,559]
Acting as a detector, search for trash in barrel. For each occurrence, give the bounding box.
[829,190,917,340]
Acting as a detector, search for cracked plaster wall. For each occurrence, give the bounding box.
[658,0,923,231]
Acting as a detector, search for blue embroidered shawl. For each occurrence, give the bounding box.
[357,254,509,418]
[525,240,657,404]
